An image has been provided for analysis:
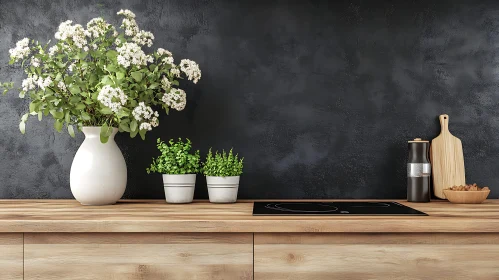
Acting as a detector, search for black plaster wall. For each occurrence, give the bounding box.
[1,0,498,199]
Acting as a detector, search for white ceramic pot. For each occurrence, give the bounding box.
[206,176,240,203]
[162,174,196,203]
[70,127,127,206]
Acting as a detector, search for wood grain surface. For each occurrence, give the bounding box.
[431,114,466,199]
[24,233,253,280]
[0,234,23,280]
[0,199,498,233]
[254,233,499,280]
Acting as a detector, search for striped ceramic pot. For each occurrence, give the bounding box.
[162,174,196,203]
[206,176,240,203]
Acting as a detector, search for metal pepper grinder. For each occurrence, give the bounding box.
[407,138,431,202]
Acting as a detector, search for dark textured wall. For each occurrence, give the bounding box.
[1,0,498,199]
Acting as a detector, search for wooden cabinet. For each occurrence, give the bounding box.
[24,233,253,280]
[0,234,23,280]
[254,233,499,280]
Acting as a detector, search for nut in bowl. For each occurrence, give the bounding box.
[443,184,490,204]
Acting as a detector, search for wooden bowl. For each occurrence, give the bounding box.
[443,189,490,204]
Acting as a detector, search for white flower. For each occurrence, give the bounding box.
[139,122,152,131]
[162,56,174,65]
[132,30,154,47]
[9,38,31,61]
[57,81,67,91]
[37,76,52,91]
[162,88,186,111]
[21,75,38,91]
[83,46,89,52]
[170,66,180,77]
[30,57,40,67]
[97,85,127,113]
[116,42,152,68]
[179,59,201,84]
[68,62,76,72]
[117,10,139,37]
[119,15,139,37]
[86,17,111,38]
[92,44,98,50]
[161,76,171,90]
[54,20,89,48]
[48,45,59,56]
[132,102,157,121]
[150,116,159,127]
[117,9,136,18]
[157,48,172,56]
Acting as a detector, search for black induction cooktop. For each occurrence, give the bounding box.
[253,202,427,216]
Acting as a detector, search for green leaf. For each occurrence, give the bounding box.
[99,107,113,114]
[88,74,97,85]
[75,103,86,110]
[106,64,117,73]
[81,112,91,121]
[38,111,42,121]
[69,96,81,104]
[131,71,143,82]
[149,83,159,89]
[130,120,138,132]
[21,113,29,122]
[54,120,63,132]
[100,134,109,143]
[130,129,138,138]
[101,75,114,86]
[69,85,81,94]
[19,91,25,98]
[106,50,118,59]
[29,102,37,113]
[100,124,112,143]
[65,111,70,123]
[51,110,64,119]
[139,129,146,140]
[119,122,131,132]
[19,121,26,134]
[77,52,87,59]
[116,71,125,81]
[68,125,75,138]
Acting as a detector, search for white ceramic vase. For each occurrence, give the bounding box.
[70,127,127,206]
[206,176,240,203]
[162,174,196,203]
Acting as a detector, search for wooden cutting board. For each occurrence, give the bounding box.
[430,114,466,199]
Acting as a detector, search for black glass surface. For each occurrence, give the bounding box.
[253,202,427,216]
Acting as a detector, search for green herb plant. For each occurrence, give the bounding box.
[146,138,200,175]
[202,148,244,177]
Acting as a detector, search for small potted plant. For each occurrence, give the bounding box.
[147,138,200,203]
[202,148,244,203]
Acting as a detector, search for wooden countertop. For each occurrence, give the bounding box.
[0,199,498,233]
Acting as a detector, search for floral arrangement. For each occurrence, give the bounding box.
[202,148,244,177]
[146,138,200,174]
[0,9,201,142]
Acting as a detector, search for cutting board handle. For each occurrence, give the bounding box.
[439,114,449,134]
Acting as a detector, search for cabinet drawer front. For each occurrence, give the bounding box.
[255,233,499,280]
[25,233,253,280]
[0,234,23,280]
